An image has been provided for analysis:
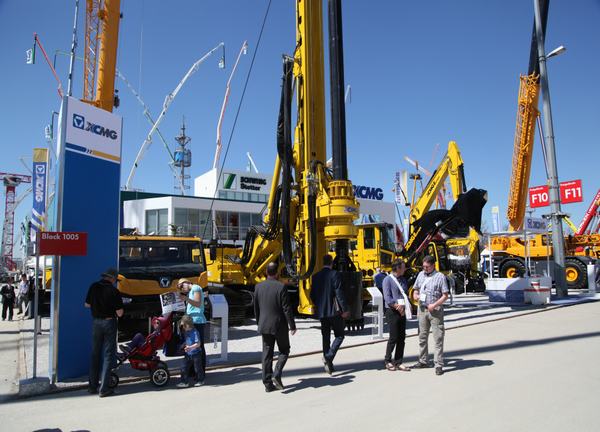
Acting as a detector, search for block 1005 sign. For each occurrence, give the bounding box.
[39,232,88,256]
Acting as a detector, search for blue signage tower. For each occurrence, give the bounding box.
[50,97,122,381]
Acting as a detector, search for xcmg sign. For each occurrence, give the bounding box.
[353,185,384,201]
[72,114,118,140]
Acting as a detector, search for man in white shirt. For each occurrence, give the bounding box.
[17,274,30,316]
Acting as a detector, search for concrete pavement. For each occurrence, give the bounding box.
[1,300,599,431]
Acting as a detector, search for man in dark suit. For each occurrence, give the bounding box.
[310,254,350,375]
[254,262,296,392]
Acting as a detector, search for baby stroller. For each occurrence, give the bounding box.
[109,313,173,388]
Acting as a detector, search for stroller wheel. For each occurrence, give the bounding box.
[150,362,170,387]
[108,372,119,389]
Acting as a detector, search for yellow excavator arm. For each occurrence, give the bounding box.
[409,140,466,225]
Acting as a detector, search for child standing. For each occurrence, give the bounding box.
[177,315,204,388]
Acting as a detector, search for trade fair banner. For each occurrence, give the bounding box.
[50,96,122,381]
[31,148,48,234]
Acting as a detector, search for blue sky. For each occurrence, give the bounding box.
[1,0,599,256]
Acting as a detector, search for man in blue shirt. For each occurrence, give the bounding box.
[373,268,387,292]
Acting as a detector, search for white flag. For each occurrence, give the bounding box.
[26,48,35,65]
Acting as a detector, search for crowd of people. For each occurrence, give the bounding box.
[1,273,36,321]
[84,254,449,396]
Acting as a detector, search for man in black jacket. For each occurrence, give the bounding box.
[85,268,123,397]
[254,262,296,392]
[310,255,350,375]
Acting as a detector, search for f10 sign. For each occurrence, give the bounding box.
[529,180,584,208]
[39,232,88,256]
[560,179,583,204]
[529,185,549,208]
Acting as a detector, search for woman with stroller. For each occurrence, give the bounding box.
[178,278,207,382]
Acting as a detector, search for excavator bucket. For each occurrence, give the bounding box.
[448,188,488,234]
[407,188,487,257]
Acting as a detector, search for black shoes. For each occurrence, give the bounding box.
[322,356,334,375]
[411,362,431,369]
[435,367,444,376]
[264,383,277,393]
[99,389,115,398]
[272,376,284,391]
[87,387,98,395]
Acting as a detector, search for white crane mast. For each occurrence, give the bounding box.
[213,41,248,170]
[125,42,225,190]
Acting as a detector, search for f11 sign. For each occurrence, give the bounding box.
[529,179,584,207]
[39,232,88,256]
[560,179,583,204]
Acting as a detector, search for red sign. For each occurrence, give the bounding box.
[39,232,88,256]
[529,180,584,207]
[529,185,549,208]
[560,179,583,204]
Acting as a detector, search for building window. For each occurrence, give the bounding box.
[145,209,168,235]
[173,208,211,237]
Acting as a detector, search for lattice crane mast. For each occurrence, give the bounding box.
[506,0,548,231]
[1,173,32,271]
[82,0,121,112]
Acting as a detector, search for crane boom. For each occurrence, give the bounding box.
[506,74,540,231]
[125,42,225,190]
[213,41,248,170]
[82,0,121,112]
[577,188,600,235]
[506,0,548,231]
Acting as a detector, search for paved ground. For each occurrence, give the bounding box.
[1,300,599,431]
[11,293,585,390]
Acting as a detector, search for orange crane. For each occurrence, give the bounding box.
[491,0,596,288]
[82,0,121,112]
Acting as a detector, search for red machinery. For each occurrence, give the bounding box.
[1,172,32,271]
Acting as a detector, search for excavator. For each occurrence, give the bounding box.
[351,141,485,294]
[489,0,595,289]
[205,1,487,326]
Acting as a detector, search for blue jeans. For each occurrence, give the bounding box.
[320,315,345,363]
[182,352,204,384]
[193,323,206,378]
[89,318,117,394]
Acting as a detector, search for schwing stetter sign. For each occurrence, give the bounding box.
[51,96,122,381]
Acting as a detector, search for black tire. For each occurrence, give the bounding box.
[150,362,170,387]
[565,258,588,290]
[108,372,119,389]
[499,259,526,279]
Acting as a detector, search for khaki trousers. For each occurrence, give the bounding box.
[417,306,445,367]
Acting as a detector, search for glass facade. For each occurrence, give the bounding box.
[218,190,268,203]
[173,208,212,238]
[145,208,168,235]
[214,210,263,241]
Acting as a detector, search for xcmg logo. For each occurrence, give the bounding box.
[72,113,118,140]
[353,185,384,201]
